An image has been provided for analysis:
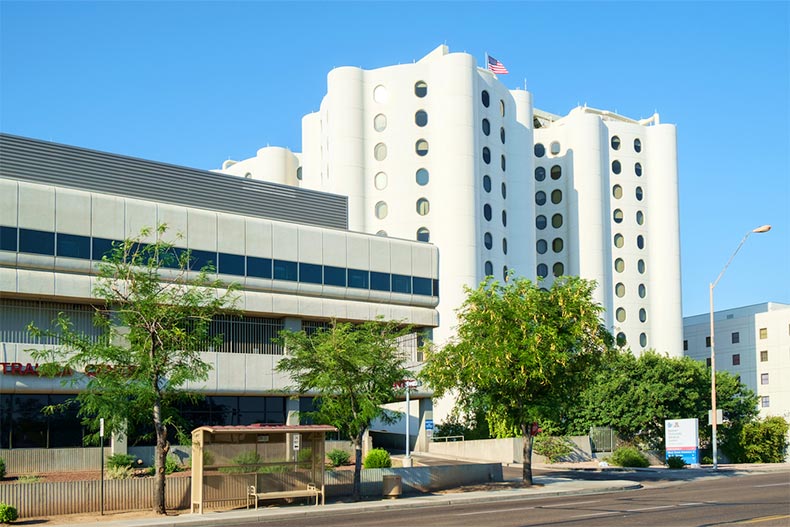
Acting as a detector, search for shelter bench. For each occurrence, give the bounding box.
[246,484,323,508]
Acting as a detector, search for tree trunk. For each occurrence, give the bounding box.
[153,398,169,514]
[521,423,534,486]
[352,434,363,501]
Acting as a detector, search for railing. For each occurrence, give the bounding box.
[430,435,464,442]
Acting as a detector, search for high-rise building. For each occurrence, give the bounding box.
[221,45,684,421]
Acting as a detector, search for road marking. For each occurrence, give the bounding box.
[541,500,601,508]
[753,482,789,488]
[626,505,676,512]
[570,511,619,519]
[736,515,790,524]
[458,506,535,516]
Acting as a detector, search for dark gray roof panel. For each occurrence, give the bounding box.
[0,133,348,230]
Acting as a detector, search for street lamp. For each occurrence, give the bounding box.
[709,224,771,469]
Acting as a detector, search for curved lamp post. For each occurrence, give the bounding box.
[709,224,771,469]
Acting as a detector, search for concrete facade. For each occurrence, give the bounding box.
[684,303,790,421]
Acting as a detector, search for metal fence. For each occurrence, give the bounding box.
[589,426,616,453]
[0,477,191,517]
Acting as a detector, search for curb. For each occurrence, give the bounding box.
[52,481,643,527]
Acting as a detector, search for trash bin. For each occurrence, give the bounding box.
[382,475,402,499]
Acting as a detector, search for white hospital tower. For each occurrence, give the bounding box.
[0,45,685,444]
[222,45,683,409]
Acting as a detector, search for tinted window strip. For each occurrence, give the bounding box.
[2,227,438,296]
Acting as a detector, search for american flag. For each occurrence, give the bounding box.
[487,55,509,74]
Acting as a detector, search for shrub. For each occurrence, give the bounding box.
[611,446,650,468]
[186,450,214,468]
[106,453,136,470]
[666,456,687,469]
[327,448,351,467]
[164,454,182,474]
[363,448,391,469]
[0,458,5,479]
[297,447,313,463]
[702,455,714,465]
[0,503,19,524]
[739,416,789,463]
[17,474,42,484]
[107,466,134,480]
[534,435,574,463]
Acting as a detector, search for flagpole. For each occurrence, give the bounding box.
[485,52,489,69]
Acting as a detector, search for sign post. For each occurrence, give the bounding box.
[665,418,699,467]
[99,418,105,516]
[397,379,419,466]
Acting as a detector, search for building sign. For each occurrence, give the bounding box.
[425,419,434,438]
[665,418,699,466]
[1,362,41,375]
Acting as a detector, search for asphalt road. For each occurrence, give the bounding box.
[239,472,789,527]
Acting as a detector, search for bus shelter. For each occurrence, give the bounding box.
[190,424,337,513]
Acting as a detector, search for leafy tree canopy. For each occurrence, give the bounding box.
[421,275,614,484]
[562,350,759,451]
[276,318,413,500]
[30,225,238,513]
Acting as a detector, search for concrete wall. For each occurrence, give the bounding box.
[429,436,593,464]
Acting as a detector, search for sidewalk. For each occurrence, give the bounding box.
[47,476,642,527]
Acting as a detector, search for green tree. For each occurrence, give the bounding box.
[30,225,237,514]
[276,319,412,501]
[736,416,789,463]
[565,350,758,452]
[421,276,613,485]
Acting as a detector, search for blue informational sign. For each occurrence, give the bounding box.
[425,419,434,431]
[665,418,700,466]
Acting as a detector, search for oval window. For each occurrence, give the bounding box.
[636,210,644,225]
[483,204,492,221]
[534,143,545,157]
[638,284,646,298]
[638,259,646,274]
[613,209,624,223]
[536,215,547,230]
[614,233,624,248]
[552,262,564,277]
[635,162,642,177]
[552,238,564,253]
[482,119,490,135]
[552,214,563,228]
[374,171,387,190]
[637,235,645,249]
[537,264,548,278]
[484,232,493,249]
[612,160,621,174]
[612,185,623,199]
[535,166,546,181]
[634,138,642,153]
[374,113,387,132]
[417,227,430,242]
[375,201,388,219]
[481,90,490,107]
[551,165,561,180]
[416,139,429,156]
[615,258,625,273]
[500,127,506,144]
[501,155,506,171]
[551,189,562,204]
[611,136,621,150]
[483,175,491,192]
[615,283,625,297]
[635,187,644,201]
[616,308,626,322]
[374,142,387,161]
[639,308,647,323]
[501,182,507,199]
[414,81,427,98]
[415,110,428,127]
[416,198,430,216]
[373,85,389,104]
[537,239,548,254]
[535,191,546,206]
[485,260,493,276]
[502,238,508,254]
[416,168,429,186]
[482,147,491,164]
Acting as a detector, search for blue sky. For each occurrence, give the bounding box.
[1,1,788,317]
